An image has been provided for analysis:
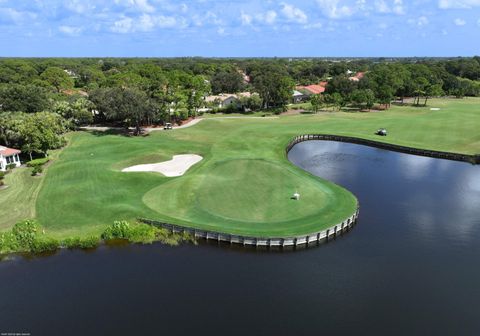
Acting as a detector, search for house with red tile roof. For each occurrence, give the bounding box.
[0,146,21,171]
[296,82,327,96]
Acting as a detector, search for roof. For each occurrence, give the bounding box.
[0,146,21,157]
[296,85,326,95]
[61,89,89,97]
[204,92,257,103]
[293,90,305,97]
[349,72,365,81]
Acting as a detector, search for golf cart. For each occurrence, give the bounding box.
[164,123,173,130]
[375,128,387,136]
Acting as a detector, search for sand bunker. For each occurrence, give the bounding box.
[122,154,203,177]
[430,108,441,111]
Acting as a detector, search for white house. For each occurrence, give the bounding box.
[204,92,258,109]
[0,146,21,171]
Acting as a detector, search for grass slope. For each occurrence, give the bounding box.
[1,98,479,238]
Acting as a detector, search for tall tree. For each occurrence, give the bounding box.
[18,112,67,160]
[40,67,74,92]
[310,94,324,113]
[251,66,294,109]
[211,71,244,94]
[89,88,152,135]
[0,84,50,113]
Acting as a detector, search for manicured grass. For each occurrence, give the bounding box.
[1,98,479,239]
[143,158,355,236]
[0,168,42,231]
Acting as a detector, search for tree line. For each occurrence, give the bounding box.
[0,57,479,159]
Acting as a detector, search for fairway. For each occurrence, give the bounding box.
[1,98,479,239]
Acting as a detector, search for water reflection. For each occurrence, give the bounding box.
[288,140,480,246]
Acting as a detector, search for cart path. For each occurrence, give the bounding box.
[81,116,278,133]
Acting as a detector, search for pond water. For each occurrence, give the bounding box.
[1,140,480,335]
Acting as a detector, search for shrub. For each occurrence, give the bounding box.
[64,236,100,249]
[12,220,39,250]
[63,237,80,249]
[128,224,158,244]
[78,236,100,249]
[26,158,49,168]
[31,166,43,176]
[30,237,59,254]
[0,232,19,254]
[6,163,16,170]
[101,220,131,240]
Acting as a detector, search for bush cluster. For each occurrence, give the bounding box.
[0,220,59,254]
[28,158,49,176]
[101,220,194,245]
[26,158,50,167]
[63,236,100,249]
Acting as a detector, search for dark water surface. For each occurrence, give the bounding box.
[1,140,480,336]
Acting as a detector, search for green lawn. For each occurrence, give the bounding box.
[1,98,479,239]
[0,168,42,230]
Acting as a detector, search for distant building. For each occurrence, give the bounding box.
[349,72,365,82]
[237,70,251,83]
[292,90,308,103]
[61,89,89,97]
[296,82,327,96]
[0,146,21,171]
[64,69,78,78]
[204,92,257,108]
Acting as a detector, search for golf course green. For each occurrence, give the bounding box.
[1,98,479,239]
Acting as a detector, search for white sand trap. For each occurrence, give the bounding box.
[430,108,441,111]
[122,154,203,177]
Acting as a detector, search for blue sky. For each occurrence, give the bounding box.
[0,0,479,57]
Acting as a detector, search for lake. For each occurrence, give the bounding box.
[1,140,479,335]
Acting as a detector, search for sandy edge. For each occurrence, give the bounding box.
[122,154,203,177]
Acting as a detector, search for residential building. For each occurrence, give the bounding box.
[0,146,21,171]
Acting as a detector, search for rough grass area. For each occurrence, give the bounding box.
[1,98,479,238]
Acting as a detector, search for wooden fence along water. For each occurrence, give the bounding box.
[140,208,359,248]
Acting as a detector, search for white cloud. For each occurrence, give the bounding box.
[0,7,37,24]
[393,0,406,14]
[217,26,226,35]
[439,0,480,8]
[242,10,277,26]
[418,16,429,26]
[316,0,353,19]
[264,10,277,24]
[375,0,390,13]
[110,13,177,33]
[240,11,253,25]
[111,16,133,33]
[303,22,323,29]
[375,0,405,15]
[408,16,429,27]
[114,0,155,13]
[65,1,96,14]
[454,18,466,25]
[59,25,83,36]
[281,3,308,23]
